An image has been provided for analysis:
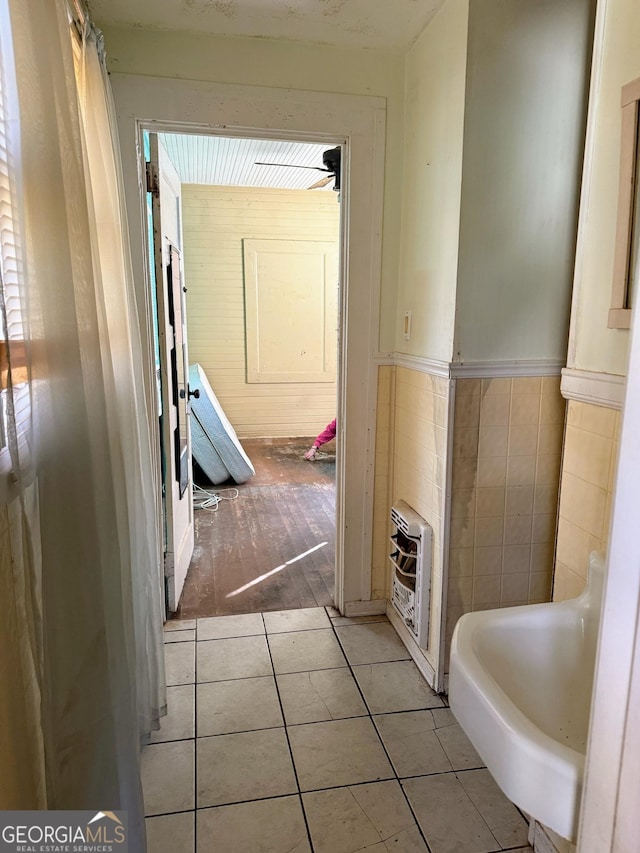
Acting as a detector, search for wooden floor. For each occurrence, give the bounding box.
[177,437,336,619]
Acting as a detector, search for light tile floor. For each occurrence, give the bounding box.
[144,607,533,853]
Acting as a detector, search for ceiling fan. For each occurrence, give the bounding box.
[255,146,341,191]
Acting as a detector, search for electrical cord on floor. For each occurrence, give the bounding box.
[192,483,239,512]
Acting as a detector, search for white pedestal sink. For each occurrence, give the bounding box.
[449,552,605,841]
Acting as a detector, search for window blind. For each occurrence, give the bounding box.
[0,8,30,480]
[0,42,24,347]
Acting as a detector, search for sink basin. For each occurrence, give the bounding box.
[449,552,605,841]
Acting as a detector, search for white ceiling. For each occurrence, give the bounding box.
[159,134,338,190]
[89,0,443,51]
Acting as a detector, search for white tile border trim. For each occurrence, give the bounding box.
[381,353,565,379]
[343,598,388,617]
[393,353,451,377]
[560,367,626,411]
[450,359,564,378]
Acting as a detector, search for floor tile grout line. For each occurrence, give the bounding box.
[262,611,317,853]
[278,710,368,728]
[327,621,384,718]
[397,765,489,782]
[145,807,196,819]
[194,711,376,740]
[194,663,351,685]
[193,790,320,813]
[328,618,435,853]
[371,704,448,718]
[447,767,522,853]
[184,789,311,814]
[501,846,534,852]
[294,773,417,796]
[191,670,281,686]
[196,632,266,641]
[147,735,194,745]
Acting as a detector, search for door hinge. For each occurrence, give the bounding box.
[146,161,160,197]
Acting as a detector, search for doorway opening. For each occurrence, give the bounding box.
[145,129,343,619]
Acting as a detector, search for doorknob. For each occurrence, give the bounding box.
[179,386,200,400]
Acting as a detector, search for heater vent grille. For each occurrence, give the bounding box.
[389,501,432,649]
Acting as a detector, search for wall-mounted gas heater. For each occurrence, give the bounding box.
[389,501,432,649]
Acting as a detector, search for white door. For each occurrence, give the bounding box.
[148,133,194,612]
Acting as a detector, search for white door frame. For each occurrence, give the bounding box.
[578,323,640,847]
[112,74,386,613]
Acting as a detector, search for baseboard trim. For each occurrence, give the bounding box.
[560,367,625,410]
[343,599,388,617]
[386,603,438,691]
[528,819,572,852]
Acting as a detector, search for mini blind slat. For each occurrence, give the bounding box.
[11,381,29,420]
[0,24,30,474]
[0,10,32,494]
[0,42,24,345]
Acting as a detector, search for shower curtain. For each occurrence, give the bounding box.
[0,0,165,845]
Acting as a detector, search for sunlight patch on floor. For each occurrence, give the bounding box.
[226,542,328,598]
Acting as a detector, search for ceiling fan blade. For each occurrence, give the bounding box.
[255,161,331,172]
[307,175,334,190]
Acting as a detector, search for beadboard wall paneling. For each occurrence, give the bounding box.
[182,185,340,438]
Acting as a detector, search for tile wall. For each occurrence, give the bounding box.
[446,376,565,665]
[373,370,569,674]
[553,400,621,602]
